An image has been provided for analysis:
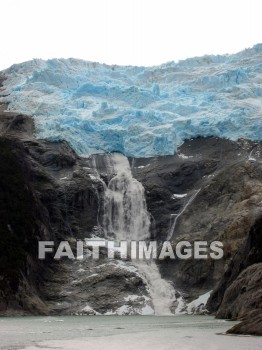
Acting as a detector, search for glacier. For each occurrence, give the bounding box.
[0,44,261,157]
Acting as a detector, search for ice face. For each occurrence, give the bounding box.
[0,44,261,157]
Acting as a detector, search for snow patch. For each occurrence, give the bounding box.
[171,193,187,199]
[81,305,100,315]
[177,153,193,159]
[187,290,212,314]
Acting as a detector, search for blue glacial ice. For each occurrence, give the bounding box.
[0,44,262,157]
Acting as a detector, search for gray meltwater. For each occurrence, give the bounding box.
[0,316,261,350]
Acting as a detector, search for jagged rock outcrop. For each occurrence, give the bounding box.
[207,216,262,314]
[227,309,262,336]
[43,257,151,316]
[213,263,262,319]
[223,262,262,336]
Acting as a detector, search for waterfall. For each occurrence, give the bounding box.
[167,189,201,240]
[134,260,176,315]
[103,153,151,240]
[94,152,176,315]
[248,148,256,161]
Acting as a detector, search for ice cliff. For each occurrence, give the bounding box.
[0,44,261,157]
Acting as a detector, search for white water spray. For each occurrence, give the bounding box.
[100,153,176,315]
[103,153,150,240]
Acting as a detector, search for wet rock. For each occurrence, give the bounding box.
[215,263,262,320]
[43,257,151,315]
[226,309,262,336]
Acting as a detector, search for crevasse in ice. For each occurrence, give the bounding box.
[0,44,261,157]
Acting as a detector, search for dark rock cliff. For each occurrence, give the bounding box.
[132,137,262,336]
[207,216,262,315]
[0,106,100,314]
[133,138,262,301]
[208,216,262,335]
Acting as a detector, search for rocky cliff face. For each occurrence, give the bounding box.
[223,262,262,336]
[216,263,262,319]
[0,105,100,314]
[207,215,262,314]
[207,216,262,335]
[133,138,262,301]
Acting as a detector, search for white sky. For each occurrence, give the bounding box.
[0,0,261,70]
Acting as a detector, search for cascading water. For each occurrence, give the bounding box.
[167,189,201,240]
[103,153,150,241]
[134,260,177,315]
[99,153,177,315]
